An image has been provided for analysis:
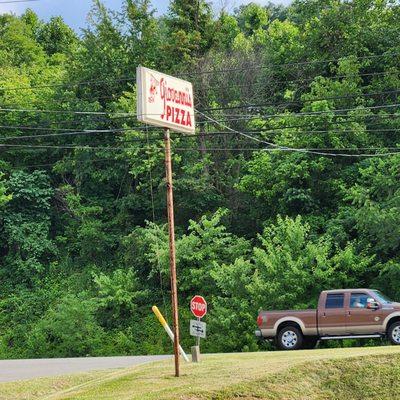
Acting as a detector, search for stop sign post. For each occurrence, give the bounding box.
[190,296,207,360]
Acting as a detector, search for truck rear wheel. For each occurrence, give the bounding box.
[388,321,400,345]
[277,326,303,350]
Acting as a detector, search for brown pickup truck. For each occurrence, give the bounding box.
[256,289,400,350]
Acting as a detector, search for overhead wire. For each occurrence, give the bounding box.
[7,157,126,170]
[0,107,136,116]
[3,140,400,155]
[199,88,400,112]
[196,109,400,158]
[0,69,396,94]
[202,103,400,119]
[0,102,398,120]
[181,51,400,76]
[0,128,163,141]
[0,52,397,93]
[195,111,400,126]
[3,129,400,158]
[0,51,398,159]
[0,0,38,3]
[173,147,400,153]
[2,126,400,144]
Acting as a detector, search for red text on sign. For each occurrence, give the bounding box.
[160,78,193,128]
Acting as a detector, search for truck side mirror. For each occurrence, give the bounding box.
[367,298,379,310]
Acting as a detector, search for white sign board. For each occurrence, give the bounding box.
[136,66,195,134]
[190,319,206,339]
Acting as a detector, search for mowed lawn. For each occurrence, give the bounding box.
[1,346,400,400]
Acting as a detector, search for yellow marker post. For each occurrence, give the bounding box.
[152,306,189,362]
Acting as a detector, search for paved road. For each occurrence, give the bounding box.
[0,355,171,382]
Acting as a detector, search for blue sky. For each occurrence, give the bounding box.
[0,0,292,31]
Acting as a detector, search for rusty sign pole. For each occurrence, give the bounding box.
[164,127,180,377]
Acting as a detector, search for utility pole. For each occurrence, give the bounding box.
[137,66,193,377]
[164,128,180,377]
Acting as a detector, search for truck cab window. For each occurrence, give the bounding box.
[373,290,392,304]
[350,293,369,308]
[325,294,344,308]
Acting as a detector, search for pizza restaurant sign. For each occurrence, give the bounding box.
[137,66,195,134]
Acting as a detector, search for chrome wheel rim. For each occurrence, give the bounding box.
[392,326,400,344]
[282,330,298,348]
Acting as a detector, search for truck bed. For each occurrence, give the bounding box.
[257,309,318,338]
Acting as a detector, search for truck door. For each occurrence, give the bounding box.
[318,293,347,336]
[346,292,383,335]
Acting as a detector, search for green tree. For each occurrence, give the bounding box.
[0,14,46,66]
[164,0,214,66]
[125,0,162,67]
[36,16,77,55]
[235,3,269,37]
[26,294,104,358]
[94,268,149,328]
[0,173,11,207]
[69,0,129,101]
[1,171,57,283]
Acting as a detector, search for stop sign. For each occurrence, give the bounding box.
[190,295,207,318]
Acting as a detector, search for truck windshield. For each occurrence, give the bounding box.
[373,290,392,304]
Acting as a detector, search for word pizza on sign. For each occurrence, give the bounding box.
[136,66,195,134]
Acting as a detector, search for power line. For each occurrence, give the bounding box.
[8,157,125,170]
[0,107,135,116]
[2,141,400,156]
[195,70,399,98]
[2,138,400,159]
[196,116,400,131]
[0,143,130,151]
[196,109,400,158]
[0,69,397,94]
[0,0,38,3]
[182,52,400,76]
[204,103,400,119]
[0,108,396,138]
[0,128,163,141]
[0,53,397,94]
[3,123,399,144]
[173,146,400,153]
[0,124,160,133]
[0,77,136,92]
[200,89,400,112]
[1,120,399,144]
[0,70,399,93]
[0,106,196,121]
[183,127,400,137]
[0,102,398,120]
[195,111,400,126]
[190,111,400,131]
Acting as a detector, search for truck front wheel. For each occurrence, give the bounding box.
[388,321,400,345]
[277,326,303,350]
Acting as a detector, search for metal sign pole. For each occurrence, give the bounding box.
[196,317,200,348]
[164,127,180,378]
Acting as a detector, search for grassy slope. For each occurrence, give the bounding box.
[1,346,400,400]
[0,371,108,400]
[218,353,400,400]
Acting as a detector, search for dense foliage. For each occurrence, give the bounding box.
[0,0,399,357]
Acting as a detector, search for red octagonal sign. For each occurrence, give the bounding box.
[190,295,207,318]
